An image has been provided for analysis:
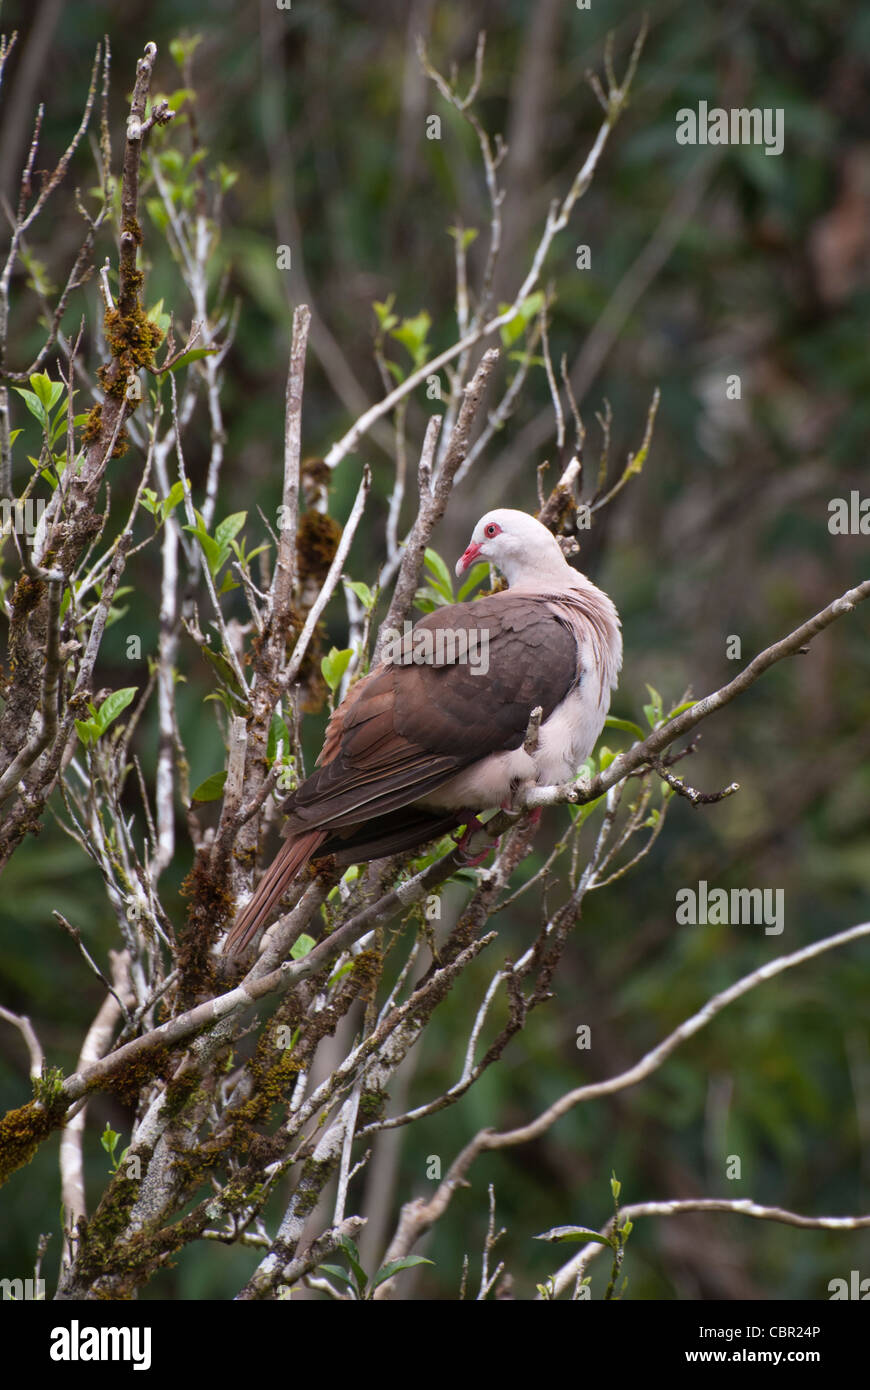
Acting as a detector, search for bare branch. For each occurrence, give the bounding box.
[272,305,311,618]
[547,1197,870,1298]
[652,760,740,807]
[0,1005,44,1080]
[374,348,498,660]
[379,920,870,1263]
[323,24,645,473]
[279,464,372,696]
[587,576,870,801]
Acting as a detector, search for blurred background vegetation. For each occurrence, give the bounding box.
[1,0,869,1299]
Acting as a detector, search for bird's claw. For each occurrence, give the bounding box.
[454,817,494,866]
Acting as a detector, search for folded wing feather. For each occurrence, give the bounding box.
[224,590,605,953]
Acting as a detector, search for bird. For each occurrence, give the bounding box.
[223,508,622,954]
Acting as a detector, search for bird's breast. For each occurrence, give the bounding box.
[420,678,610,812]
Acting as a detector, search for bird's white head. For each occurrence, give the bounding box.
[455,508,571,588]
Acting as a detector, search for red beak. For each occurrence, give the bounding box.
[455,540,482,577]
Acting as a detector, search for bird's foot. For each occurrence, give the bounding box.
[453,816,493,866]
[500,799,543,829]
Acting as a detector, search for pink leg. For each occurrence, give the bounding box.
[500,800,543,828]
[453,817,493,867]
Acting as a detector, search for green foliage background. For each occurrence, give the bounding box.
[0,0,868,1299]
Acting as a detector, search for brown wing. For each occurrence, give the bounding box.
[225,595,581,952]
[281,593,580,834]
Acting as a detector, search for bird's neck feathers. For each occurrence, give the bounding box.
[500,547,574,590]
[509,562,623,694]
[507,554,596,596]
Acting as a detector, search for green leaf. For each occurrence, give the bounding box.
[457,561,490,600]
[371,1256,434,1290]
[390,310,431,365]
[326,960,354,987]
[160,480,187,524]
[372,295,398,332]
[642,684,663,728]
[666,699,696,721]
[74,718,100,748]
[626,434,651,476]
[183,514,222,574]
[94,687,138,735]
[12,387,47,429]
[533,1226,612,1246]
[338,1236,368,1295]
[162,346,219,376]
[29,372,63,413]
[142,483,175,520]
[191,770,227,802]
[267,712,291,764]
[317,1264,358,1294]
[499,291,545,348]
[230,537,269,568]
[216,162,238,193]
[447,225,479,250]
[343,578,375,612]
[321,646,353,694]
[146,197,169,233]
[604,715,645,740]
[104,603,129,630]
[423,547,454,602]
[412,587,442,613]
[204,689,234,715]
[290,933,315,960]
[164,87,196,112]
[169,33,203,69]
[199,643,246,700]
[215,512,246,548]
[49,411,71,448]
[100,1123,120,1156]
[569,792,605,826]
[507,351,546,366]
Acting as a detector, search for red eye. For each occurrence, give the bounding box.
[484,522,500,538]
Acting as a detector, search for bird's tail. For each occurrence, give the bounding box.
[223,828,327,954]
